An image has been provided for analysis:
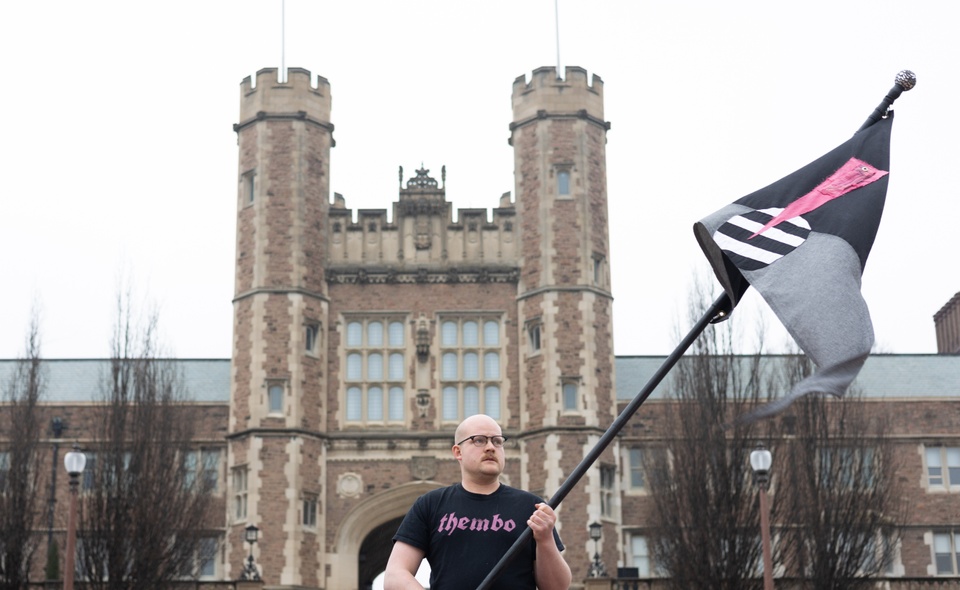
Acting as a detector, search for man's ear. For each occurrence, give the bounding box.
[452,444,462,461]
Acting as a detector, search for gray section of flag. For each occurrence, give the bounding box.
[736,231,874,422]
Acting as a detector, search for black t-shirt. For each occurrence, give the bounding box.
[392,483,564,589]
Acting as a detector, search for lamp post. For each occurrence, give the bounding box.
[588,521,607,578]
[63,444,86,590]
[239,524,261,581]
[750,444,774,590]
[47,418,65,569]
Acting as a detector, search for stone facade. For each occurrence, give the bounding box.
[227,65,617,589]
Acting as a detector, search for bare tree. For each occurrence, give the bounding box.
[77,297,217,590]
[776,355,906,589]
[0,311,46,589]
[645,282,777,590]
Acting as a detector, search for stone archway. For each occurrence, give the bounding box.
[358,516,404,589]
[329,481,441,589]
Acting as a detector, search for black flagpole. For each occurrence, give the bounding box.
[476,70,915,590]
[475,293,732,590]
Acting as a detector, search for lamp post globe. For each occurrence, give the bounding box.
[750,447,772,479]
[64,447,87,476]
[245,524,259,545]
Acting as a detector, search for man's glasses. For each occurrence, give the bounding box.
[456,434,508,448]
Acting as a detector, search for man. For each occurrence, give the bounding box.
[385,414,572,589]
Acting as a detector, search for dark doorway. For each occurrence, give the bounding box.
[358,516,404,590]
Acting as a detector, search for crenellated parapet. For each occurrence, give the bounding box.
[326,167,517,273]
[235,67,333,134]
[510,66,607,131]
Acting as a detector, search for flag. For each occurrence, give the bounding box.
[694,114,893,422]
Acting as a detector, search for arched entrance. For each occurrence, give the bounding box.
[329,481,441,589]
[358,516,403,590]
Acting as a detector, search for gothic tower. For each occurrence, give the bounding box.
[229,67,332,587]
[510,66,620,580]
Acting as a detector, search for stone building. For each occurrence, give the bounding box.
[225,64,616,589]
[2,66,960,590]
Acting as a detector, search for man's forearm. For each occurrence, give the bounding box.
[534,543,572,590]
[383,569,425,590]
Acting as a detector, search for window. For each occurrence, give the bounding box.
[561,379,579,411]
[267,382,284,415]
[303,494,318,528]
[527,321,541,353]
[439,317,503,421]
[232,467,248,521]
[242,170,255,204]
[184,448,220,492]
[557,170,570,196]
[593,255,604,285]
[82,451,131,492]
[934,532,960,575]
[628,448,645,489]
[305,323,320,354]
[195,537,219,579]
[0,452,8,490]
[629,535,652,577]
[861,530,898,576]
[600,464,616,517]
[83,452,97,491]
[344,317,407,425]
[820,446,876,489]
[926,446,960,489]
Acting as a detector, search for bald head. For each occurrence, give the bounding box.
[454,414,502,445]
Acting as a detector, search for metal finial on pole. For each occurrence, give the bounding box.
[858,70,916,132]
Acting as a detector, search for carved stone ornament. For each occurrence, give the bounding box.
[337,472,363,498]
[411,456,437,481]
[415,232,431,250]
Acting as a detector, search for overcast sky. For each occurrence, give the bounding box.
[1,0,956,360]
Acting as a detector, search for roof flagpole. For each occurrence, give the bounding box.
[554,0,561,79]
[281,0,286,82]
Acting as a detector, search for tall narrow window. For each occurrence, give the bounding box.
[562,380,579,411]
[557,170,570,196]
[83,453,98,491]
[197,537,218,578]
[232,467,248,521]
[202,448,220,491]
[629,448,645,489]
[243,170,256,205]
[630,535,652,577]
[593,255,604,285]
[600,464,616,517]
[305,323,319,354]
[343,317,407,425]
[267,382,284,415]
[302,494,318,528]
[0,452,9,489]
[183,451,200,490]
[439,316,503,421]
[527,321,542,353]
